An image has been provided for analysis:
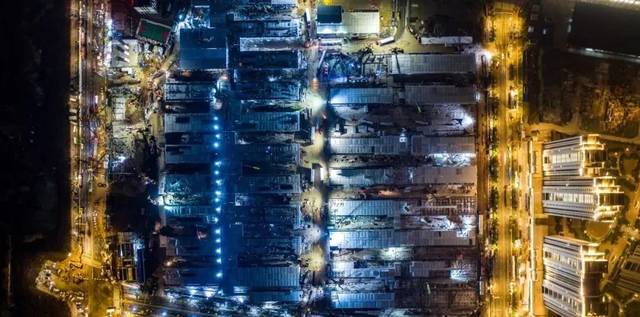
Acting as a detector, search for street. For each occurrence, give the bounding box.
[39,0,115,315]
[485,2,527,316]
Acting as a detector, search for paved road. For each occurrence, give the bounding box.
[45,0,114,315]
[123,300,220,317]
[487,2,526,316]
[78,0,111,268]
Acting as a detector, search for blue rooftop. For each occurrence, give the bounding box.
[317,5,342,24]
[179,28,228,69]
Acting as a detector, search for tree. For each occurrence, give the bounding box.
[490,186,499,210]
[489,156,499,181]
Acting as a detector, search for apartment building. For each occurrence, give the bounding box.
[541,135,622,221]
[542,236,607,317]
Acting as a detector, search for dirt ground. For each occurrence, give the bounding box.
[538,49,640,137]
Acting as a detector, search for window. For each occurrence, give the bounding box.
[545,192,595,204]
[175,116,190,123]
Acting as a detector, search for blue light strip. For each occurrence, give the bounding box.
[213,114,223,280]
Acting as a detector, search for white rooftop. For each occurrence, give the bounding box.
[317,11,380,35]
[330,87,394,104]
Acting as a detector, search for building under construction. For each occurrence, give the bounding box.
[324,49,480,315]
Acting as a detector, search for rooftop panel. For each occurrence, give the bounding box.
[136,19,171,45]
[234,143,301,164]
[235,174,302,194]
[165,145,214,164]
[180,28,226,48]
[230,111,300,132]
[317,11,380,35]
[163,205,215,217]
[164,113,217,133]
[180,49,228,70]
[404,85,477,105]
[161,173,210,195]
[317,5,342,24]
[329,229,473,249]
[164,80,216,102]
[235,81,301,100]
[329,165,477,187]
[331,292,394,309]
[239,37,301,51]
[329,87,394,104]
[389,54,476,75]
[238,51,300,69]
[228,205,301,228]
[329,135,412,155]
[248,290,303,303]
[328,199,408,217]
[233,265,300,288]
[411,136,475,155]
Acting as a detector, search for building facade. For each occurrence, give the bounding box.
[542,236,607,317]
[133,0,159,16]
[541,135,622,221]
[614,243,640,295]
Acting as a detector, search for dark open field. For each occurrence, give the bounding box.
[0,0,71,316]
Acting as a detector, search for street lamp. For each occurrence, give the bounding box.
[482,49,493,62]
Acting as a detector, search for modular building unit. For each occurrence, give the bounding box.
[389,54,476,75]
[404,85,477,105]
[164,113,218,133]
[329,87,394,105]
[231,111,300,132]
[235,174,302,194]
[179,28,228,70]
[328,199,409,217]
[329,165,477,187]
[233,265,301,288]
[329,229,475,249]
[234,143,301,164]
[317,11,380,37]
[165,80,216,103]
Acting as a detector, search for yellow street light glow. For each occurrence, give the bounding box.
[310,95,325,110]
[306,245,324,272]
[513,239,522,250]
[481,49,494,62]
